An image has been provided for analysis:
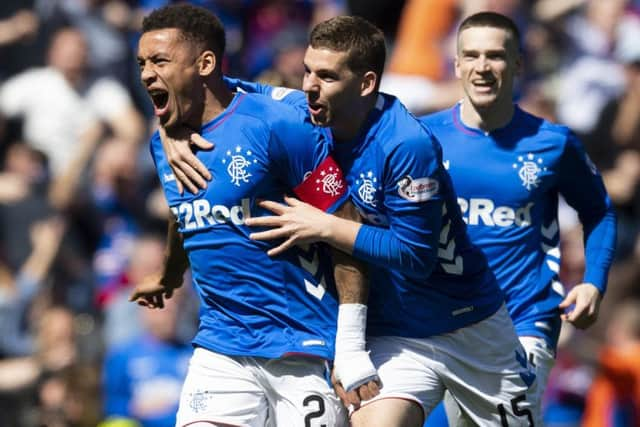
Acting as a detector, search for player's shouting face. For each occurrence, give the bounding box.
[302,46,375,140]
[455,26,521,112]
[138,28,204,130]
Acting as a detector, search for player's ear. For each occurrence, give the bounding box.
[198,50,216,77]
[361,71,377,97]
[454,55,461,79]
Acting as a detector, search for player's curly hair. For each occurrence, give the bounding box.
[142,3,225,60]
[310,16,386,88]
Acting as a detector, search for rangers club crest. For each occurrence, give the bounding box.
[315,166,343,196]
[294,156,346,211]
[356,171,381,207]
[513,153,547,191]
[222,145,256,186]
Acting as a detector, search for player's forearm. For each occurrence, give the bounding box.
[328,202,368,303]
[582,205,617,293]
[352,224,437,276]
[321,214,361,255]
[161,220,189,287]
[332,249,368,304]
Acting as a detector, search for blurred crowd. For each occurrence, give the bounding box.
[0,0,639,426]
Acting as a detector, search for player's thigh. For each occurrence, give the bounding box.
[436,305,538,426]
[175,348,267,427]
[261,356,348,427]
[351,397,424,427]
[356,335,446,424]
[519,336,555,425]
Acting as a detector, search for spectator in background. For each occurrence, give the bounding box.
[254,24,308,89]
[582,299,640,426]
[583,14,640,259]
[0,26,145,179]
[102,234,195,349]
[34,306,102,427]
[90,138,160,310]
[0,1,40,80]
[103,283,193,427]
[554,0,630,136]
[0,218,65,426]
[0,218,65,358]
[0,143,51,271]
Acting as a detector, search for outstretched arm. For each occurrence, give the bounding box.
[129,220,189,309]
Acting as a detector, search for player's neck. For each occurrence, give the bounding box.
[460,98,515,132]
[201,79,235,125]
[332,95,377,143]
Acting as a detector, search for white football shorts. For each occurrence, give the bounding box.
[362,304,538,426]
[175,347,348,427]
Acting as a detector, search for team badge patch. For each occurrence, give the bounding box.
[356,171,381,207]
[397,175,439,202]
[513,153,546,191]
[222,145,256,186]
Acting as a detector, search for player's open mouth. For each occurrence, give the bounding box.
[149,89,170,116]
[472,80,495,93]
[308,103,325,116]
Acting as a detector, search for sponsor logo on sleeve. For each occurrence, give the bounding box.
[397,175,439,202]
[271,86,295,101]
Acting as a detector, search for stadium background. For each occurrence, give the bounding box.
[0,0,639,425]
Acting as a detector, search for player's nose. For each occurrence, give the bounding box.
[475,56,491,72]
[302,73,319,94]
[140,63,156,86]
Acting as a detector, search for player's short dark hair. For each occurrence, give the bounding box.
[458,11,521,51]
[142,3,225,60]
[310,16,386,84]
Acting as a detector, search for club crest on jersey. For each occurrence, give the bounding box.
[222,145,256,186]
[513,153,547,191]
[356,171,381,207]
[315,166,343,196]
[397,175,439,202]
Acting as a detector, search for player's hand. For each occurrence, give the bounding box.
[331,369,381,410]
[129,273,181,309]
[245,196,331,256]
[160,127,213,194]
[558,283,602,329]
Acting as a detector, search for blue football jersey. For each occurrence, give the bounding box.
[150,92,348,360]
[223,79,505,338]
[422,103,616,347]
